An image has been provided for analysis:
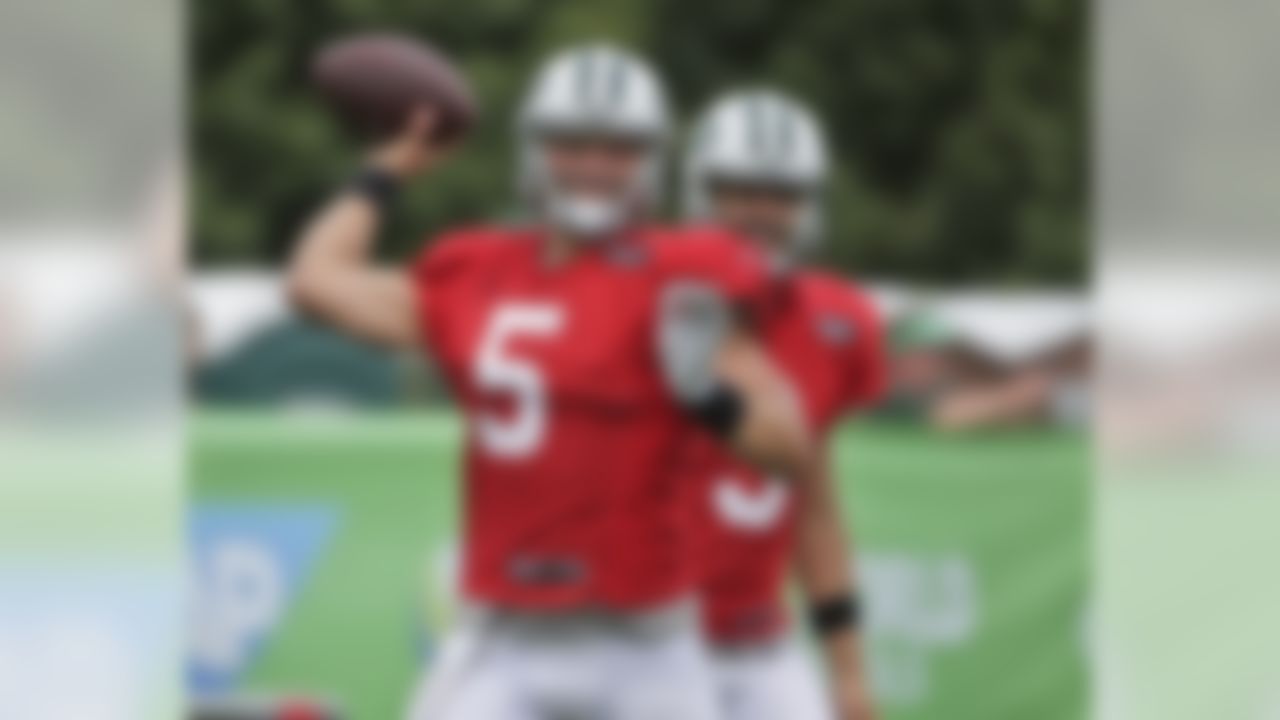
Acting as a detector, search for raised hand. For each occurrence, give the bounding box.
[366,106,452,180]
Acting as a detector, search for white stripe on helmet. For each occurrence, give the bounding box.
[517,44,670,236]
[684,89,829,253]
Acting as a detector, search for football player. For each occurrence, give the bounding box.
[683,90,885,720]
[288,45,824,720]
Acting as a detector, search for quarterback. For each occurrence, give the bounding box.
[288,45,824,719]
[683,91,885,720]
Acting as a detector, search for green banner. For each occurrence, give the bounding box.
[193,411,1086,719]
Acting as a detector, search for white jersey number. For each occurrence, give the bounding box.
[712,475,791,533]
[472,303,565,459]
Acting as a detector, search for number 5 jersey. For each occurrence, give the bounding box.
[411,224,767,610]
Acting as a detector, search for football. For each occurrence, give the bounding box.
[312,33,477,144]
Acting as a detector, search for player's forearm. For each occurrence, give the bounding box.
[822,627,876,720]
[716,335,819,479]
[287,192,382,313]
[291,106,438,298]
[730,390,819,480]
[287,108,441,348]
[793,466,876,718]
[820,628,866,681]
[795,495,863,654]
[793,455,855,594]
[285,184,419,348]
[659,298,821,477]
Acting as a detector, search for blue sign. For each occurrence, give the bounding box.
[188,504,340,695]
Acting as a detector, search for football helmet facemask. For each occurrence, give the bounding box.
[518,44,669,240]
[684,90,829,267]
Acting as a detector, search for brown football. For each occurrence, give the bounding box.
[312,33,477,144]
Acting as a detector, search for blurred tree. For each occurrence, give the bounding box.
[195,0,1085,285]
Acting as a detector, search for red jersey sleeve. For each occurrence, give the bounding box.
[839,285,888,410]
[652,225,771,309]
[409,227,490,357]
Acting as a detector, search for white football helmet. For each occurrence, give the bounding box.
[517,44,669,238]
[684,90,829,260]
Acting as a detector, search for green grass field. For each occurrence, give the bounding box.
[194,410,1087,720]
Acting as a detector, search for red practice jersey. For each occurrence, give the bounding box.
[411,224,767,610]
[693,270,886,644]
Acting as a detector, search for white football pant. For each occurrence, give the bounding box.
[407,600,720,720]
[711,638,833,720]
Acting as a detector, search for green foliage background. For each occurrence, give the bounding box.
[195,0,1085,285]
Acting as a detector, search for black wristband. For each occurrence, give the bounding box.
[348,167,401,215]
[686,382,745,438]
[810,593,861,637]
